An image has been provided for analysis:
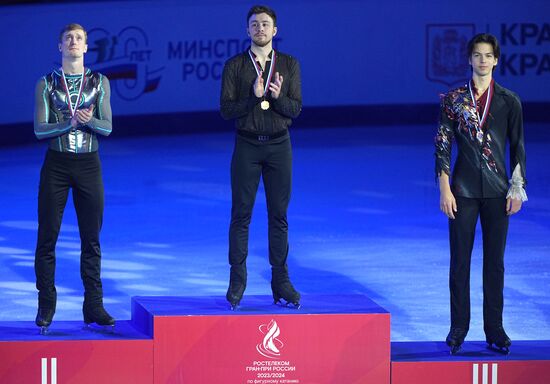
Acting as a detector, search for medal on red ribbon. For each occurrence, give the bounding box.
[61,69,85,118]
[468,79,494,143]
[248,49,276,110]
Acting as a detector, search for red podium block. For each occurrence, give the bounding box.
[132,294,390,384]
[0,321,153,384]
[391,341,550,384]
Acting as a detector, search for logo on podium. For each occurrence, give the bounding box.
[256,319,284,359]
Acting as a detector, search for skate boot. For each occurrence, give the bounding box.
[485,326,511,355]
[35,308,55,335]
[226,281,246,310]
[446,327,468,355]
[271,267,301,309]
[83,303,115,330]
[226,265,247,310]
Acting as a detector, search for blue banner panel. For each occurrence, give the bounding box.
[0,0,549,126]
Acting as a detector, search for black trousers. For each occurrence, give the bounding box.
[449,197,509,330]
[35,150,105,309]
[228,135,292,281]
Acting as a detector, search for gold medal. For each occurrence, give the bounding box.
[249,50,277,112]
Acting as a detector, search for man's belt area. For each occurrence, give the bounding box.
[237,129,288,142]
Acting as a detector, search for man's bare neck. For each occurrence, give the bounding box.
[250,43,273,61]
[472,74,492,95]
[62,58,85,75]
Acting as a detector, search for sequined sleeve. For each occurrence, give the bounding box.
[435,93,456,178]
[34,77,72,140]
[85,74,112,136]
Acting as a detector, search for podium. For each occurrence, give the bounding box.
[0,294,390,384]
[0,320,152,383]
[133,294,390,383]
[391,340,550,384]
[2,295,549,383]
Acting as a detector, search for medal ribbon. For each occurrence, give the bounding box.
[248,49,276,97]
[61,69,85,117]
[468,79,493,130]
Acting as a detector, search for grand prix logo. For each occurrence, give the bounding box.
[86,26,163,100]
[426,24,475,86]
[256,319,284,359]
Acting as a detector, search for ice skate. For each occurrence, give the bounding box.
[446,327,468,355]
[35,308,55,335]
[271,275,301,309]
[83,304,115,331]
[226,265,247,310]
[226,281,246,310]
[485,326,511,355]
